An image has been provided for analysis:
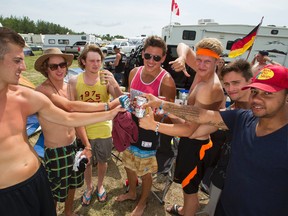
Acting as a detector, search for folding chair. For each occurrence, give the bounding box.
[33,132,45,159]
[26,114,44,159]
[151,134,179,205]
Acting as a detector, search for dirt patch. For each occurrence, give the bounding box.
[55,150,209,216]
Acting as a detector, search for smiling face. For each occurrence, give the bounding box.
[249,88,287,118]
[46,56,67,81]
[0,43,26,85]
[223,71,251,102]
[142,46,165,73]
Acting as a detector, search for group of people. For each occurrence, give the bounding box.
[0,26,287,216]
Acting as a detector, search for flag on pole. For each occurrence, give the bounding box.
[171,0,180,16]
[228,20,263,58]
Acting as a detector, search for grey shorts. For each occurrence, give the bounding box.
[89,137,113,163]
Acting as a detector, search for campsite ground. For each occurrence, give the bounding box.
[26,52,209,216]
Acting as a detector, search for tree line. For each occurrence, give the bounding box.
[0,16,124,41]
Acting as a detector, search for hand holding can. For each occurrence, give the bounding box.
[100,70,108,85]
[135,96,148,118]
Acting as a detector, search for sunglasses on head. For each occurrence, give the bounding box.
[48,62,67,71]
[143,53,162,62]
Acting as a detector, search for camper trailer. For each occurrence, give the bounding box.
[162,19,288,67]
[43,34,96,52]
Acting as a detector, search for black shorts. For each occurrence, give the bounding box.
[174,137,213,194]
[0,165,56,216]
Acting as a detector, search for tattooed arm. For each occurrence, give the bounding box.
[143,93,228,130]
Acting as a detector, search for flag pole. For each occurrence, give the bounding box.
[169,3,173,38]
[246,16,264,60]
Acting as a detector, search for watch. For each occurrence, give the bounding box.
[104,103,110,111]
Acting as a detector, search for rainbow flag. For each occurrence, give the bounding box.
[228,22,262,58]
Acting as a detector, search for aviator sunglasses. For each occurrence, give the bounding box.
[143,53,162,62]
[48,62,68,71]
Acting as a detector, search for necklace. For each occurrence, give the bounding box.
[48,77,61,96]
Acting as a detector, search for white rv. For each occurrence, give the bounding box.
[162,19,288,67]
[42,34,96,51]
[19,33,45,45]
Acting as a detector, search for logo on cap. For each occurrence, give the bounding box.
[256,68,274,80]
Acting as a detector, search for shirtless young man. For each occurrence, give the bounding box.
[141,59,253,216]
[34,48,120,215]
[251,50,280,75]
[141,38,224,216]
[141,64,288,216]
[0,27,123,216]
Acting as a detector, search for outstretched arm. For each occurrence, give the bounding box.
[142,93,228,130]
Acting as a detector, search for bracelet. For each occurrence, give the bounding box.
[155,122,160,135]
[85,147,92,151]
[104,102,110,111]
[156,101,164,115]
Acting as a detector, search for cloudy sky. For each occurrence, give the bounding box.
[1,0,287,37]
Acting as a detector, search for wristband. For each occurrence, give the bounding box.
[155,122,160,135]
[104,103,110,111]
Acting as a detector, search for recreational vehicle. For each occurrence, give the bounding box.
[42,34,96,52]
[162,19,288,67]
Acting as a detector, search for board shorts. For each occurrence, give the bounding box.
[122,145,158,177]
[0,165,56,216]
[89,137,113,164]
[44,143,84,202]
[174,137,213,194]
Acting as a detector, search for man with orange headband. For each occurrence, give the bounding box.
[162,38,225,216]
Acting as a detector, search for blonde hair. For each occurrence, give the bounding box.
[196,38,223,56]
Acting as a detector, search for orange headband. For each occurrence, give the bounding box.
[196,48,220,59]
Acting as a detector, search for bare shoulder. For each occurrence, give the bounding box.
[7,85,49,114]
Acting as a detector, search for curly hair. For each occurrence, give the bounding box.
[143,35,167,56]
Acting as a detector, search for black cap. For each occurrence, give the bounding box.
[113,45,121,50]
[259,50,269,56]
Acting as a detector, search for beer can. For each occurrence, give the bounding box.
[135,96,147,118]
[119,95,133,112]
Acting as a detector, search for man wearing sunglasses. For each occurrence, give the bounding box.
[115,35,176,216]
[34,48,121,214]
[153,38,225,216]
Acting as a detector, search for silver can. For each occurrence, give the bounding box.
[135,96,147,118]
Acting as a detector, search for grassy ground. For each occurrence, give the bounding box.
[25,52,209,216]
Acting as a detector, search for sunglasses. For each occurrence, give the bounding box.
[48,62,67,71]
[143,53,162,62]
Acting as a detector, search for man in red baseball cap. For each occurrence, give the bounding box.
[242,64,288,92]
[142,64,288,216]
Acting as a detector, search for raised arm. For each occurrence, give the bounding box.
[169,43,197,77]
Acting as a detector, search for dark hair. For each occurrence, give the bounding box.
[78,44,104,69]
[221,59,253,81]
[259,50,269,56]
[0,27,25,60]
[143,35,167,56]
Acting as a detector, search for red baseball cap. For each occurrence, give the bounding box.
[242,64,288,92]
